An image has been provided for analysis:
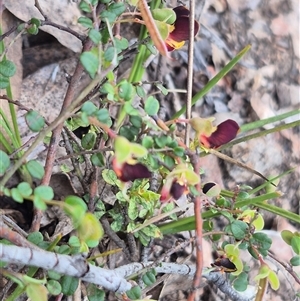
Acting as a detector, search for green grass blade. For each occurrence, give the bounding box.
[256,203,300,224]
[240,108,300,132]
[172,44,251,119]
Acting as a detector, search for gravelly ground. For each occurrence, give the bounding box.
[1,0,299,300]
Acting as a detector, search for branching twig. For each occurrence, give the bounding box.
[0,221,38,250]
[41,20,86,42]
[0,243,131,293]
[267,251,300,285]
[100,216,132,261]
[0,243,251,301]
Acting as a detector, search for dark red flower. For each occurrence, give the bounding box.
[165,6,200,51]
[200,119,239,148]
[160,178,188,202]
[113,160,151,182]
[170,181,187,200]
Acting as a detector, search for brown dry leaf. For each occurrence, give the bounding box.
[4,0,84,52]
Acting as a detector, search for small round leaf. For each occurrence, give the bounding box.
[145,96,159,116]
[11,188,24,203]
[61,275,79,296]
[17,182,33,197]
[34,186,54,201]
[25,111,45,132]
[91,153,105,166]
[26,160,45,179]
[0,150,10,176]
[47,279,62,296]
[290,255,300,266]
[81,132,96,150]
[0,60,16,77]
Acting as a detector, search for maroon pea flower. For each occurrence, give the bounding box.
[199,119,239,148]
[165,6,200,51]
[190,117,239,149]
[113,159,151,182]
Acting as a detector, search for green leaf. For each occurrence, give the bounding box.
[80,49,99,78]
[87,284,105,301]
[79,0,92,12]
[291,236,300,255]
[152,8,176,24]
[100,10,117,23]
[101,82,115,98]
[26,283,47,301]
[27,23,39,35]
[30,18,41,27]
[252,213,264,231]
[233,272,248,292]
[142,136,154,149]
[33,194,47,210]
[142,271,156,286]
[114,37,129,52]
[26,160,45,179]
[130,115,142,128]
[95,108,110,124]
[65,195,87,212]
[123,102,139,115]
[164,155,175,169]
[47,270,61,281]
[78,212,104,247]
[11,187,24,203]
[25,110,45,132]
[252,232,272,251]
[0,150,10,176]
[230,220,248,240]
[56,245,71,254]
[155,83,168,95]
[0,59,16,77]
[17,182,33,197]
[104,46,116,62]
[130,142,148,158]
[68,235,81,248]
[109,2,125,16]
[81,132,96,149]
[154,136,168,148]
[78,16,93,28]
[173,146,185,157]
[281,230,294,245]
[91,153,105,167]
[34,186,54,201]
[126,286,142,300]
[136,85,146,98]
[46,279,61,296]
[290,255,300,266]
[102,169,119,185]
[128,198,138,220]
[0,75,9,89]
[27,232,43,245]
[61,275,79,296]
[89,29,102,44]
[118,80,134,102]
[114,136,132,163]
[268,270,280,290]
[145,96,159,116]
[64,196,87,226]
[81,101,97,115]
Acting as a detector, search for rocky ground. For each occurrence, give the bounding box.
[1,0,299,300]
